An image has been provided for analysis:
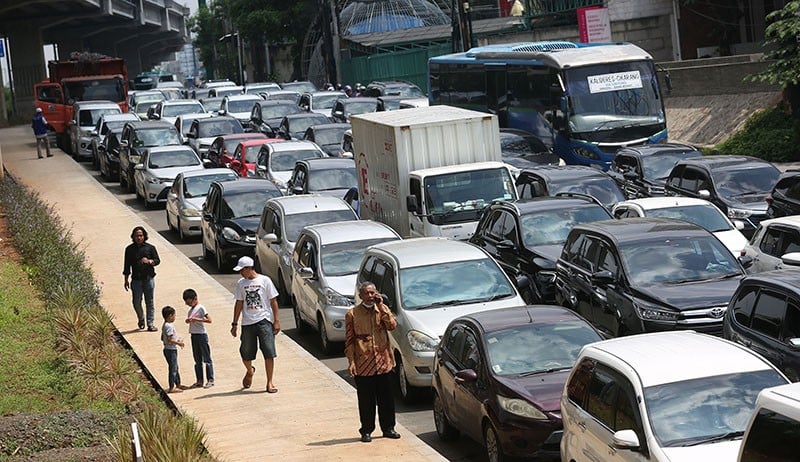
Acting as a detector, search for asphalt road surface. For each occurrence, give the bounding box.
[80,160,489,462]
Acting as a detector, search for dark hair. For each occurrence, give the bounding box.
[130,226,148,241]
[182,288,197,301]
[357,281,376,294]
[162,305,175,318]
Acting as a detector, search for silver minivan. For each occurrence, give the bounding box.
[69,100,121,159]
[355,237,525,402]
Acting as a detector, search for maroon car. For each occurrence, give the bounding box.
[432,306,602,462]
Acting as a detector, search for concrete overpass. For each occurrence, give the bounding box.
[0,0,190,111]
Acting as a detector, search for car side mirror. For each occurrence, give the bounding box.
[218,109,226,115]
[789,338,800,348]
[261,232,280,244]
[90,130,98,137]
[134,164,144,170]
[496,239,516,253]
[732,220,745,230]
[291,185,304,195]
[298,267,314,280]
[623,170,638,180]
[455,369,478,384]
[612,429,640,450]
[202,212,213,221]
[406,195,419,213]
[151,114,160,120]
[698,189,711,199]
[738,255,754,269]
[592,270,615,285]
[781,252,800,266]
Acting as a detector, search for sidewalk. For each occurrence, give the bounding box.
[0,126,445,462]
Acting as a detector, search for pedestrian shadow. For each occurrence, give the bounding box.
[191,388,270,399]
[306,437,362,446]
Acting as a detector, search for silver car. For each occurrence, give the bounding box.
[133,145,204,208]
[255,195,358,304]
[254,140,327,193]
[291,220,401,354]
[166,168,239,241]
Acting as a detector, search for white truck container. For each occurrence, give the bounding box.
[352,105,517,240]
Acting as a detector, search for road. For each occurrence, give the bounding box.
[79,161,489,462]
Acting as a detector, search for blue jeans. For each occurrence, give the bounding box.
[163,348,181,389]
[131,277,155,327]
[191,333,214,383]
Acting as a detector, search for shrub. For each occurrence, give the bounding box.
[712,107,800,162]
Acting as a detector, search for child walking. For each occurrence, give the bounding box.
[184,288,214,388]
[161,306,188,393]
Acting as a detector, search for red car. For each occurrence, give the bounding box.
[206,133,267,168]
[230,138,284,177]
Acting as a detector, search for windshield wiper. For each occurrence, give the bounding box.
[730,191,766,198]
[680,431,743,447]
[518,366,572,377]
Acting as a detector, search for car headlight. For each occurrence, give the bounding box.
[407,330,439,352]
[325,288,354,307]
[536,270,556,285]
[146,176,160,184]
[573,146,600,160]
[728,208,752,219]
[497,395,548,420]
[634,301,679,321]
[179,207,201,217]
[222,227,243,241]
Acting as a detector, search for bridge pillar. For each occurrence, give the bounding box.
[6,23,46,114]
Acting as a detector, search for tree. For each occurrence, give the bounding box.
[749,1,800,116]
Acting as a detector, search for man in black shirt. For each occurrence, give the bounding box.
[123,226,161,331]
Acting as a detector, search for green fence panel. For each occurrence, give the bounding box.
[341,42,452,91]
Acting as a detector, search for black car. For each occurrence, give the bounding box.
[330,97,379,123]
[98,128,123,181]
[515,165,626,209]
[665,155,781,238]
[361,80,425,98]
[200,179,283,272]
[469,195,612,304]
[724,269,800,382]
[302,123,350,157]
[767,170,800,218]
[249,100,304,137]
[556,217,749,337]
[287,157,356,197]
[118,120,182,193]
[499,128,558,168]
[609,143,702,198]
[276,113,331,140]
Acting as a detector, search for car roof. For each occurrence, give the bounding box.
[224,94,262,101]
[124,120,175,129]
[297,158,354,170]
[285,113,329,121]
[308,123,351,131]
[584,331,777,387]
[102,113,139,122]
[307,91,346,97]
[341,97,379,104]
[616,143,699,156]
[615,197,716,210]
[674,155,772,169]
[520,165,610,180]
[257,100,298,107]
[459,305,595,334]
[181,167,238,179]
[213,133,265,141]
[759,215,800,228]
[368,238,489,269]
[217,178,280,195]
[268,140,321,152]
[146,145,197,155]
[755,382,800,419]
[302,220,400,245]
[411,161,509,176]
[740,268,800,291]
[512,195,610,214]
[267,194,353,215]
[196,116,238,124]
[573,217,708,243]
[162,99,202,106]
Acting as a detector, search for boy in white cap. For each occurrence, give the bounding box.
[230,256,281,393]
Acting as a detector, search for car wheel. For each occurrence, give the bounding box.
[484,424,505,462]
[317,313,335,355]
[99,161,109,180]
[394,354,420,403]
[433,391,459,441]
[292,298,309,333]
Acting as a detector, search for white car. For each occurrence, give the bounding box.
[356,237,526,402]
[254,140,327,193]
[219,94,262,129]
[291,220,401,354]
[561,331,789,462]
[174,112,214,141]
[612,197,749,255]
[255,195,358,304]
[149,99,206,125]
[165,168,239,241]
[741,215,800,273]
[738,382,800,461]
[133,145,204,208]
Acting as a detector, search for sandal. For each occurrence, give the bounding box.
[242,366,255,389]
[266,386,278,394]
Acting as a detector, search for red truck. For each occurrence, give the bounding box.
[34,52,129,150]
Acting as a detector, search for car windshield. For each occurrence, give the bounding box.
[216,87,243,97]
[344,101,377,116]
[183,173,238,198]
[290,116,328,134]
[712,166,780,198]
[310,127,345,146]
[244,145,262,163]
[309,168,357,191]
[80,109,120,128]
[163,103,204,117]
[271,149,323,171]
[620,235,741,285]
[197,120,243,137]
[221,190,281,219]
[245,84,280,94]
[314,94,342,109]
[104,121,129,134]
[549,177,626,206]
[201,99,223,112]
[134,99,161,114]
[262,105,302,119]
[486,320,602,376]
[646,205,732,233]
[520,206,612,247]
[645,369,786,448]
[399,258,515,310]
[135,128,181,147]
[148,150,200,169]
[321,237,399,277]
[425,168,516,224]
[268,93,300,103]
[642,152,701,180]
[285,210,356,242]
[64,77,125,103]
[228,99,257,113]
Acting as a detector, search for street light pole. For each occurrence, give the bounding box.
[236,31,244,85]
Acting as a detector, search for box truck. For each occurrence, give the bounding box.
[352,105,517,240]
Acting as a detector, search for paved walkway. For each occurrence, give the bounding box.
[0,126,445,462]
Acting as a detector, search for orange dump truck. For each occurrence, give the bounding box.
[33,52,129,150]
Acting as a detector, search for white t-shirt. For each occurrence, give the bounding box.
[162,322,178,350]
[187,304,208,335]
[234,274,278,326]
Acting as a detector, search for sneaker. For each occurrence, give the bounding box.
[138,321,145,330]
[189,382,203,389]
[147,326,158,332]
[204,381,215,388]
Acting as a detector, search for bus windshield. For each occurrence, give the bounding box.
[565,61,664,134]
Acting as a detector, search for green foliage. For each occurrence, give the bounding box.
[749,1,800,87]
[712,107,800,162]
